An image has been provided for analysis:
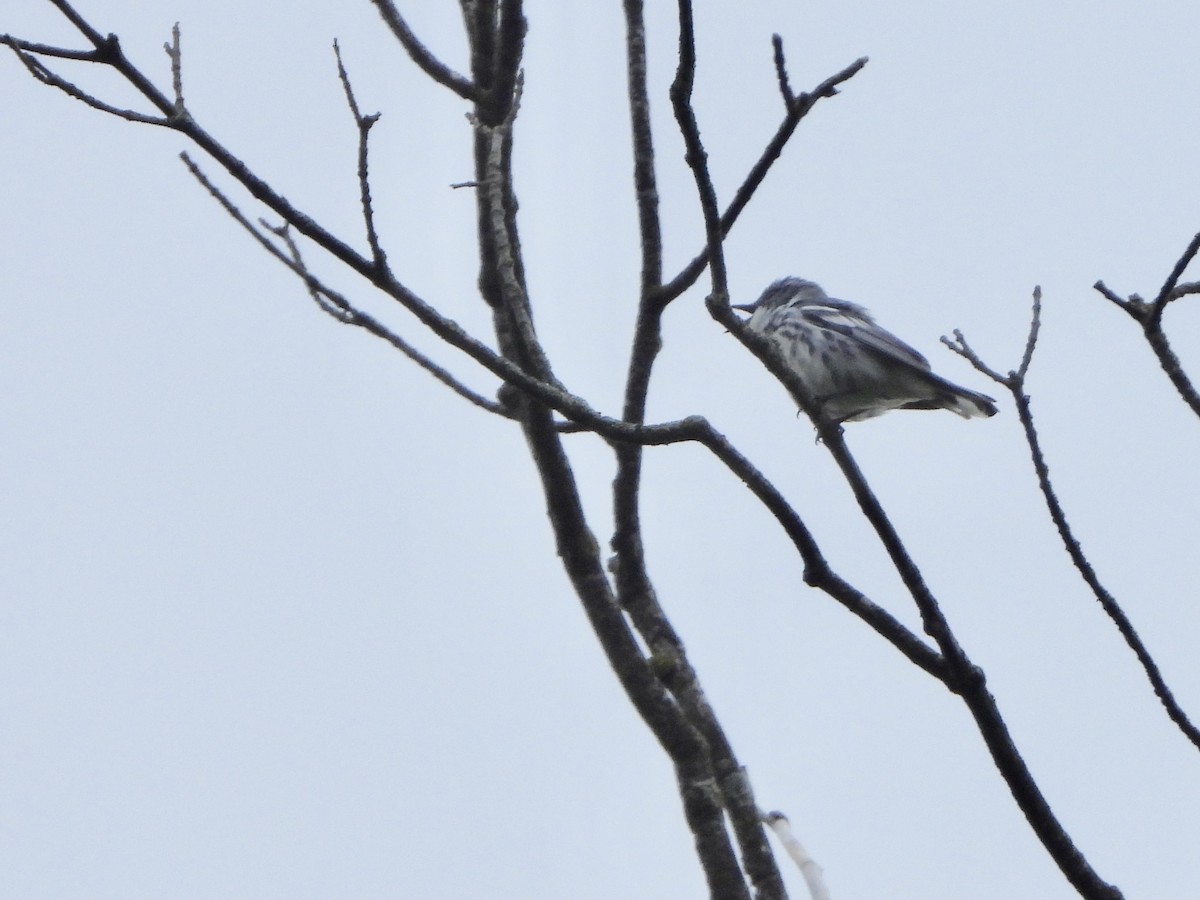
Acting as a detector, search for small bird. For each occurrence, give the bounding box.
[733,278,997,423]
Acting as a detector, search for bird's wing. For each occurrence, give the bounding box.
[799,300,931,370]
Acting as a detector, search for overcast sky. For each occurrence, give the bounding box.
[4,2,1200,898]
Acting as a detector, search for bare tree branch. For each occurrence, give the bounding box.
[1015,285,1043,380]
[1138,324,1200,417]
[368,0,478,101]
[1092,279,1132,313]
[670,0,730,303]
[667,5,789,897]
[613,0,669,510]
[946,290,1200,756]
[610,3,672,736]
[692,426,946,678]
[514,392,753,900]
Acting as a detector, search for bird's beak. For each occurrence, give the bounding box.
[731,303,755,313]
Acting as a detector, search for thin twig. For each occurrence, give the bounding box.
[1016,285,1042,380]
[334,41,389,274]
[1092,279,1132,314]
[0,35,97,61]
[1015,397,1200,753]
[943,328,1007,383]
[163,22,185,117]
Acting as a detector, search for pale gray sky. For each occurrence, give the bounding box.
[3,2,1200,898]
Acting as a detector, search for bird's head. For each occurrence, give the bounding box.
[732,277,827,314]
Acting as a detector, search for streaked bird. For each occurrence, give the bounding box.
[733,278,997,423]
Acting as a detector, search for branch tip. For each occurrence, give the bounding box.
[770,33,795,107]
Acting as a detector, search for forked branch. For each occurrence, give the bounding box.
[1094,230,1200,419]
[657,51,868,308]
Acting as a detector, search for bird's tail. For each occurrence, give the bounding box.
[941,384,998,418]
